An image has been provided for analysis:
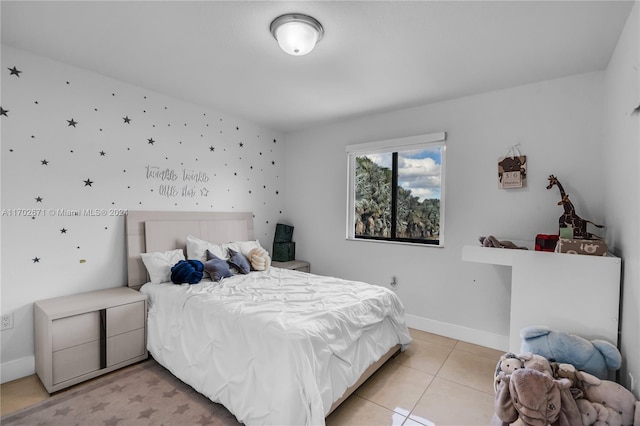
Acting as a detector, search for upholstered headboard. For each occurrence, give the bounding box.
[125,211,254,289]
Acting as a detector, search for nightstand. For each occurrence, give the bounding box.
[272,260,310,273]
[34,287,147,393]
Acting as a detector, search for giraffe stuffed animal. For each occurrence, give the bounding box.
[546,175,604,239]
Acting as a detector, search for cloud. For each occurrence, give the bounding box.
[398,155,441,200]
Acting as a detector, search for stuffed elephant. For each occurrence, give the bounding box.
[520,326,621,379]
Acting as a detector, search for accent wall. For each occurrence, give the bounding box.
[0,45,286,381]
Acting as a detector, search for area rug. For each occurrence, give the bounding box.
[1,359,242,425]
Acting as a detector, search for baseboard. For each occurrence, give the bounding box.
[1,355,35,384]
[405,314,509,352]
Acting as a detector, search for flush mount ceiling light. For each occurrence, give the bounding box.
[270,13,324,56]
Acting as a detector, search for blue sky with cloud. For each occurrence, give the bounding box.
[364,146,442,201]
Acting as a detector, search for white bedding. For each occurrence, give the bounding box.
[141,267,412,426]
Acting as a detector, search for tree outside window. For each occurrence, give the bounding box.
[347,133,446,246]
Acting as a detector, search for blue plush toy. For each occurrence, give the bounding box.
[171,259,204,284]
[520,325,621,379]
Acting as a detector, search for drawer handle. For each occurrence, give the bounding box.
[99,309,107,369]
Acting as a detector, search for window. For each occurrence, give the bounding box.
[346,132,446,246]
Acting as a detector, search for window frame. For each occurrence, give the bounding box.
[346,132,447,247]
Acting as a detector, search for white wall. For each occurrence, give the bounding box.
[603,2,640,398]
[284,72,606,350]
[0,46,286,382]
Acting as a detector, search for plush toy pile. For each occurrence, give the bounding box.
[492,352,640,426]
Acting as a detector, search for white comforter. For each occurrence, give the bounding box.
[141,267,412,426]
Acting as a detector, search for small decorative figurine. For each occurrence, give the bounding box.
[546,175,604,239]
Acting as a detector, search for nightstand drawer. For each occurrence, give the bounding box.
[107,328,145,366]
[107,301,144,336]
[52,311,100,351]
[53,340,101,384]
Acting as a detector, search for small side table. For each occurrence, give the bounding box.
[272,260,310,273]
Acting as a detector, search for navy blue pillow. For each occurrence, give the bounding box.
[170,259,204,284]
[204,250,232,282]
[227,248,250,274]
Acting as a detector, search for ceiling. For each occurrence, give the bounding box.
[1,1,634,134]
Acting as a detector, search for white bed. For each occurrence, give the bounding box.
[125,211,412,425]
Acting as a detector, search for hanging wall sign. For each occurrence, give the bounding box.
[498,146,527,189]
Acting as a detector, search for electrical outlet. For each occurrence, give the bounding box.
[1,313,14,331]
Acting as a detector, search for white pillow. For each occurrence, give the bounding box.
[140,249,185,284]
[187,235,226,262]
[235,240,264,257]
[186,235,264,261]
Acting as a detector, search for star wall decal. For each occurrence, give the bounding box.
[32,257,40,263]
[41,159,49,165]
[200,187,209,196]
[35,196,43,202]
[209,146,215,152]
[67,118,78,127]
[99,151,106,156]
[8,66,21,77]
[123,116,131,124]
[239,142,244,147]
[0,107,8,117]
[60,228,67,234]
[147,138,155,145]
[84,178,94,187]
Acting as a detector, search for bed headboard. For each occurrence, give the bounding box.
[125,211,254,289]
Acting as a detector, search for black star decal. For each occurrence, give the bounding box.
[35,196,43,202]
[147,138,155,145]
[275,190,279,195]
[236,126,239,130]
[209,146,215,152]
[99,150,106,156]
[273,139,277,143]
[60,228,67,234]
[32,257,40,263]
[123,116,131,124]
[67,118,78,127]
[239,142,244,148]
[41,159,49,166]
[272,161,276,165]
[84,179,94,187]
[8,66,22,77]
[0,107,8,117]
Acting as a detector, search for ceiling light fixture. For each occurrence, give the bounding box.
[270,13,324,56]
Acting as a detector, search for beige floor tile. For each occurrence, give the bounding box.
[437,349,497,394]
[455,340,505,361]
[408,328,457,348]
[402,417,433,426]
[394,339,453,375]
[409,377,495,426]
[0,375,49,416]
[356,360,434,416]
[326,395,407,426]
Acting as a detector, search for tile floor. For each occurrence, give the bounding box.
[1,328,504,425]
